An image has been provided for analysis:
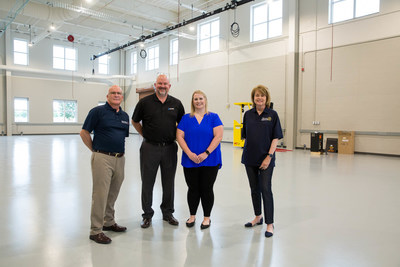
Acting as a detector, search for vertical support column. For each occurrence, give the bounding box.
[284,0,299,149]
[6,71,12,136]
[5,27,13,136]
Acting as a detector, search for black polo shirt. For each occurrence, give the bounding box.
[241,107,283,167]
[132,93,185,143]
[82,102,130,153]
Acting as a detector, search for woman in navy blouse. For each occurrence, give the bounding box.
[241,85,283,238]
[176,90,223,230]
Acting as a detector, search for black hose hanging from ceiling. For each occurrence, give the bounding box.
[230,6,239,37]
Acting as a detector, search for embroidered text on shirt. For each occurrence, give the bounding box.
[261,117,272,121]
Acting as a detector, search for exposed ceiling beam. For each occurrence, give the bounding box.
[92,0,254,60]
[0,0,30,38]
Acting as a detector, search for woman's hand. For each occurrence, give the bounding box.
[197,152,208,163]
[188,152,200,164]
[259,156,271,170]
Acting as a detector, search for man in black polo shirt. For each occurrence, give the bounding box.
[80,85,130,244]
[132,74,185,228]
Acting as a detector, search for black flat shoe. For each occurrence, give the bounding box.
[265,231,273,238]
[200,220,211,230]
[186,219,195,228]
[244,217,263,228]
[265,224,274,238]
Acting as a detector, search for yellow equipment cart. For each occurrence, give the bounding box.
[233,102,252,147]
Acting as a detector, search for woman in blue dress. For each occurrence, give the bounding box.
[242,85,283,238]
[176,90,223,230]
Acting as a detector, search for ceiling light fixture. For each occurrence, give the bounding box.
[28,25,33,47]
[107,40,111,58]
[50,23,55,30]
[189,4,195,31]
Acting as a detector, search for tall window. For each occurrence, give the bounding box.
[197,18,220,54]
[14,39,29,65]
[14,97,29,122]
[98,55,109,74]
[170,39,179,65]
[53,46,77,71]
[146,45,159,71]
[131,51,137,74]
[329,0,380,24]
[53,100,77,123]
[251,0,282,42]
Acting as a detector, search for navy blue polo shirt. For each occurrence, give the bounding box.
[241,107,283,167]
[132,93,185,143]
[82,102,130,153]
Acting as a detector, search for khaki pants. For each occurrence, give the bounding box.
[90,152,125,235]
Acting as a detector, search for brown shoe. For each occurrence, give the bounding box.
[103,223,127,232]
[141,218,152,228]
[163,215,179,226]
[89,232,112,244]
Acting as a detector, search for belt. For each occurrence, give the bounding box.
[94,150,124,158]
[145,140,174,147]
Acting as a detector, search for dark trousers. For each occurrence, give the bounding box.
[245,165,275,224]
[183,166,219,217]
[140,141,178,219]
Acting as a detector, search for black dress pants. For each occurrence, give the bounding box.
[140,141,178,219]
[183,166,219,217]
[245,164,274,224]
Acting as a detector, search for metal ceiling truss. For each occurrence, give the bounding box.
[0,0,30,38]
[91,0,254,61]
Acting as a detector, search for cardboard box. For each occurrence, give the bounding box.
[338,131,355,154]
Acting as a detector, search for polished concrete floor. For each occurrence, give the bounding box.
[0,134,399,267]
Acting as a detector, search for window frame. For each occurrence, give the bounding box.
[329,0,380,24]
[52,99,78,123]
[170,38,179,66]
[98,55,109,75]
[250,0,283,43]
[146,45,159,71]
[197,18,220,55]
[53,45,77,71]
[14,97,29,123]
[13,39,29,66]
[131,50,138,74]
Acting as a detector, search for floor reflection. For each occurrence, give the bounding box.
[12,138,31,187]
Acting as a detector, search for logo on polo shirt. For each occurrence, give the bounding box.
[121,120,129,124]
[168,107,175,111]
[261,117,272,121]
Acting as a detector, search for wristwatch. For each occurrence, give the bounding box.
[205,150,210,155]
[268,153,274,159]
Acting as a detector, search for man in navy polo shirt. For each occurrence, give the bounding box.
[132,74,185,229]
[80,85,130,244]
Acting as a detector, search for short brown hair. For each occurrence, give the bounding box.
[251,85,271,108]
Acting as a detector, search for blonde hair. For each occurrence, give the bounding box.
[190,90,208,116]
[251,85,271,108]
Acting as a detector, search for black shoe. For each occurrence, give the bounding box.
[141,218,152,228]
[244,217,263,228]
[163,215,179,226]
[265,231,273,238]
[103,223,127,232]
[200,220,211,230]
[265,224,274,238]
[186,218,195,228]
